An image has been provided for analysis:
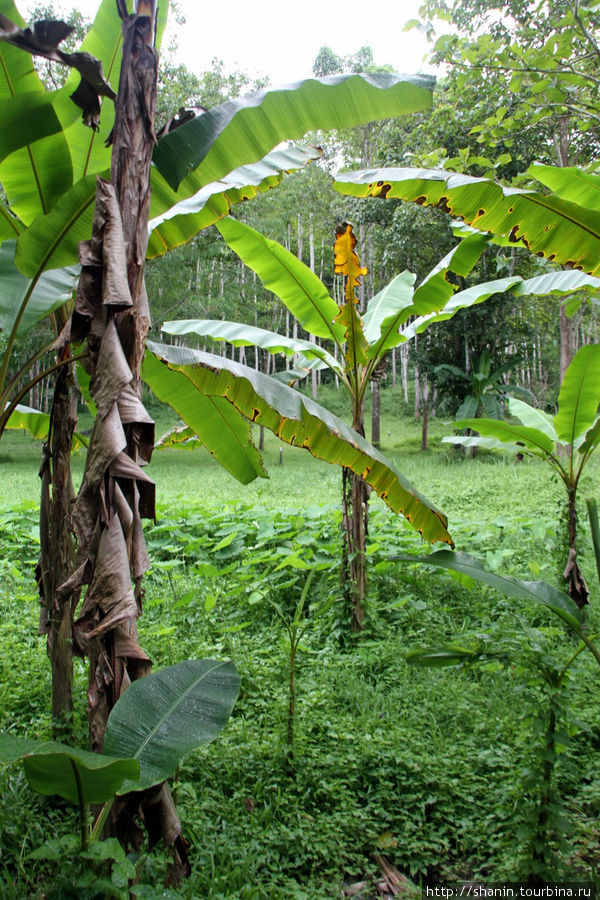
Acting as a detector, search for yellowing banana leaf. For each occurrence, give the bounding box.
[333,223,369,369]
[161,319,342,374]
[0,241,78,336]
[146,341,452,546]
[217,216,344,344]
[147,145,322,259]
[554,343,600,446]
[334,166,600,277]
[143,349,266,485]
[153,72,435,192]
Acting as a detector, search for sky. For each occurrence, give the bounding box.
[27,0,437,87]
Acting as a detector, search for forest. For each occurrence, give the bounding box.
[1,0,600,897]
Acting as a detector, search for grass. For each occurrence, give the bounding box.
[1,387,599,897]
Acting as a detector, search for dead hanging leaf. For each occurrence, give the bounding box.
[0,16,116,130]
[334,222,368,300]
[333,222,369,368]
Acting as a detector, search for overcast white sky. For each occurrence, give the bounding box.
[26,0,436,87]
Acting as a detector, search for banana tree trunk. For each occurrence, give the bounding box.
[38,362,77,738]
[55,4,189,879]
[563,487,589,609]
[341,410,369,631]
[371,381,381,448]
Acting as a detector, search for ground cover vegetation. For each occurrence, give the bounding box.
[2,0,600,895]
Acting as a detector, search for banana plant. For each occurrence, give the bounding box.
[157,221,497,627]
[0,658,239,855]
[442,343,600,607]
[398,548,600,877]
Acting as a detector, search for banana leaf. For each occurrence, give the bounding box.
[394,550,583,633]
[147,145,322,258]
[0,734,139,806]
[554,344,600,446]
[217,216,344,344]
[103,658,240,793]
[161,319,342,373]
[333,166,600,277]
[153,72,435,192]
[145,341,453,546]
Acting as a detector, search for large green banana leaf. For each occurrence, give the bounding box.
[15,148,323,276]
[0,90,78,166]
[401,268,600,342]
[15,174,99,276]
[144,350,266,484]
[401,277,521,341]
[153,73,435,192]
[362,271,416,356]
[147,145,322,259]
[145,341,452,545]
[411,231,490,314]
[161,319,342,373]
[103,659,240,794]
[364,232,491,351]
[333,167,600,277]
[394,550,583,633]
[0,734,139,806]
[506,397,556,442]
[529,163,600,212]
[0,0,73,224]
[554,343,600,446]
[217,216,344,344]
[443,417,556,456]
[0,241,78,336]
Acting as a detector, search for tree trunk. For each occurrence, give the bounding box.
[421,374,429,451]
[371,380,381,448]
[55,4,189,879]
[341,408,369,631]
[38,363,77,738]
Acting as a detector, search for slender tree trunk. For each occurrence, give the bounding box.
[341,405,369,631]
[421,374,429,451]
[38,363,77,738]
[371,380,380,448]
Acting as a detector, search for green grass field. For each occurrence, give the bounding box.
[1,391,599,898]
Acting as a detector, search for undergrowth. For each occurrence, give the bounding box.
[1,494,599,897]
